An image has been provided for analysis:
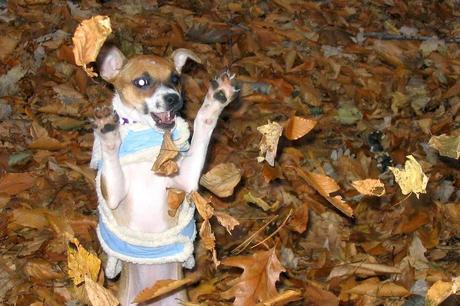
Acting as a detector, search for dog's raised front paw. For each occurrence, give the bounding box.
[93,106,120,134]
[207,71,238,107]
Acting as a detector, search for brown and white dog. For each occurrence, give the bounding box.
[91,46,236,305]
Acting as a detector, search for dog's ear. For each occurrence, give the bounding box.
[171,48,201,73]
[98,46,127,82]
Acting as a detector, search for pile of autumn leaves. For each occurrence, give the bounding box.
[64,15,460,306]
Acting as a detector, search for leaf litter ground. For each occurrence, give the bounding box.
[0,0,460,305]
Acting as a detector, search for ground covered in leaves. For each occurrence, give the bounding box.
[1,0,460,305]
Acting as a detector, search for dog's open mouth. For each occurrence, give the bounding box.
[151,111,176,129]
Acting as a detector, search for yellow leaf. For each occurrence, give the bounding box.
[152,130,180,176]
[84,276,119,306]
[72,16,112,77]
[133,272,201,304]
[257,289,303,306]
[284,116,317,140]
[389,155,428,198]
[429,134,460,159]
[67,238,101,286]
[244,192,279,212]
[426,280,453,305]
[351,179,385,197]
[200,163,241,197]
[257,121,283,166]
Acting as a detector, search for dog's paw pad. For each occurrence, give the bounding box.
[92,106,119,134]
[208,71,238,105]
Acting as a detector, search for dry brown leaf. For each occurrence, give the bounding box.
[328,263,401,280]
[426,280,454,305]
[24,259,64,281]
[152,130,180,176]
[167,188,185,217]
[244,192,279,212]
[133,272,201,304]
[200,219,216,253]
[429,134,460,159]
[346,279,409,297]
[72,16,112,77]
[256,289,303,306]
[10,208,48,229]
[257,121,283,166]
[288,203,309,234]
[0,172,36,195]
[199,163,241,197]
[304,282,339,306]
[63,162,96,188]
[222,247,286,306]
[351,179,385,197]
[189,191,214,220]
[214,211,239,234]
[295,168,353,217]
[389,155,428,198]
[67,238,101,286]
[284,116,317,140]
[29,136,68,150]
[84,276,119,306]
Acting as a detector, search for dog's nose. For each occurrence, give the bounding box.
[164,93,181,108]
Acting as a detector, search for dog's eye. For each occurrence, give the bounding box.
[133,76,151,88]
[171,73,180,86]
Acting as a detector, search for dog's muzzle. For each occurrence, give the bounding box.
[150,93,183,128]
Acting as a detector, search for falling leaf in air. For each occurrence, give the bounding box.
[84,276,119,306]
[257,121,283,166]
[428,134,460,159]
[189,191,214,220]
[284,116,317,140]
[133,272,201,304]
[351,179,385,197]
[200,163,241,197]
[214,211,239,234]
[221,247,286,306]
[72,15,112,77]
[167,188,185,217]
[389,155,428,198]
[67,238,101,286]
[152,130,179,176]
[295,168,354,217]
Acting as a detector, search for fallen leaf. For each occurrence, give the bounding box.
[428,134,460,159]
[244,192,279,212]
[295,168,353,217]
[67,238,101,286]
[389,155,428,198]
[84,276,119,306]
[346,278,410,297]
[303,282,339,306]
[29,136,68,151]
[0,172,36,195]
[284,116,317,140]
[167,188,185,217]
[200,163,241,197]
[133,272,201,304]
[426,280,454,305]
[152,130,180,176]
[222,247,286,306]
[200,219,219,266]
[351,179,385,197]
[24,259,64,281]
[189,191,214,220]
[10,208,48,229]
[72,15,112,77]
[214,211,239,234]
[257,289,303,306]
[257,121,283,166]
[336,104,362,125]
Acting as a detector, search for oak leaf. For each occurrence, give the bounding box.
[389,155,428,198]
[351,179,385,197]
[428,134,460,159]
[200,163,241,197]
[152,130,179,176]
[221,247,286,306]
[72,15,112,77]
[295,168,353,217]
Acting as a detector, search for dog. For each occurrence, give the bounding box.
[90,46,237,305]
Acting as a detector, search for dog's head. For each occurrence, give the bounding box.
[98,46,200,129]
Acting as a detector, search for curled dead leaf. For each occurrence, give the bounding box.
[167,188,185,217]
[152,130,180,176]
[389,155,428,198]
[351,179,385,197]
[72,16,112,77]
[200,163,241,197]
[284,116,317,140]
[189,191,214,220]
[257,121,283,166]
[214,211,239,234]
